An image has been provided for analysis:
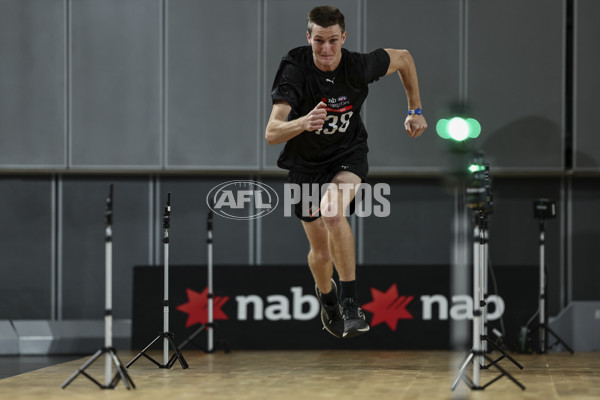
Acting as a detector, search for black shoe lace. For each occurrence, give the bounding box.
[342,299,360,320]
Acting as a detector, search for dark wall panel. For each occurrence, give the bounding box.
[366,0,461,171]
[258,178,311,265]
[468,0,564,171]
[0,177,53,319]
[166,0,260,169]
[573,0,600,170]
[571,179,600,301]
[362,178,454,265]
[0,0,66,168]
[70,0,161,168]
[263,0,360,170]
[487,178,563,315]
[156,177,251,265]
[61,177,150,319]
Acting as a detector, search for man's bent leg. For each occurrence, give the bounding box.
[320,172,369,338]
[302,219,344,337]
[302,218,334,293]
[320,171,361,282]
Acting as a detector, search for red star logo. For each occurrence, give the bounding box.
[362,284,414,331]
[176,287,229,328]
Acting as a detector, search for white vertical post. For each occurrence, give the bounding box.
[482,226,488,353]
[472,220,481,387]
[105,226,112,387]
[473,223,482,359]
[163,193,171,365]
[207,220,214,352]
[478,221,486,365]
[163,239,169,365]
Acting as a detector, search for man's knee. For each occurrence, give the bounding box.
[321,190,350,227]
[321,211,345,229]
[308,248,331,266]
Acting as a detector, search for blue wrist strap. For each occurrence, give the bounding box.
[408,108,423,116]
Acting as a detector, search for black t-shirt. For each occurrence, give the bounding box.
[271,46,390,173]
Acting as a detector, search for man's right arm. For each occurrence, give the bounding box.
[265,101,328,145]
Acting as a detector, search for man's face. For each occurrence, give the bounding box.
[307,23,347,72]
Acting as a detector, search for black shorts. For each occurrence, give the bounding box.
[287,152,368,222]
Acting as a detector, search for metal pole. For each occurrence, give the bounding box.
[479,216,486,361]
[104,184,113,387]
[539,220,546,353]
[163,236,169,365]
[482,223,489,353]
[207,211,214,352]
[163,193,171,365]
[473,223,483,361]
[472,213,481,387]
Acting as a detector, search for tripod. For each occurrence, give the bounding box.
[127,193,188,369]
[452,209,525,391]
[62,185,135,390]
[474,214,523,370]
[527,218,573,354]
[178,209,230,353]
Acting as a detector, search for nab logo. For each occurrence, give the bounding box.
[176,287,229,328]
[362,284,414,331]
[362,284,506,332]
[207,180,279,220]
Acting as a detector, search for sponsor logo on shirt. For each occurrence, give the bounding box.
[324,96,352,113]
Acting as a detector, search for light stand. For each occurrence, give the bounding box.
[475,214,523,371]
[127,193,188,369]
[177,209,230,353]
[527,200,573,354]
[452,160,525,392]
[62,184,135,390]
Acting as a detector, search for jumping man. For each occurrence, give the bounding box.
[265,6,427,338]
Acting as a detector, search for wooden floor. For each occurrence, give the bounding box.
[0,350,598,399]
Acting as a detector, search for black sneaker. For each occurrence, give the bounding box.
[341,298,370,338]
[315,280,344,338]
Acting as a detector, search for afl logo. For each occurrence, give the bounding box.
[207,180,279,220]
[337,96,347,102]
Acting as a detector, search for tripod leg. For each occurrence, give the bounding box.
[452,352,474,391]
[545,326,574,354]
[177,324,206,351]
[166,335,189,369]
[484,336,524,369]
[108,349,135,389]
[126,334,163,368]
[483,354,526,390]
[61,349,104,389]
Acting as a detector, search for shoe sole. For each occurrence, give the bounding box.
[316,280,344,338]
[343,325,370,338]
[342,307,369,339]
[321,312,344,338]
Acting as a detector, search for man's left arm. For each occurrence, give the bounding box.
[384,49,427,138]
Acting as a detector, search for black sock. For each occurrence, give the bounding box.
[339,280,357,302]
[320,287,338,306]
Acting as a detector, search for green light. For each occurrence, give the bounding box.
[467,118,481,138]
[436,119,450,139]
[468,164,485,173]
[448,117,469,141]
[437,115,481,141]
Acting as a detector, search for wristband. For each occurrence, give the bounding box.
[407,108,423,116]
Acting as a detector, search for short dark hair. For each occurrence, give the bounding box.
[307,6,345,35]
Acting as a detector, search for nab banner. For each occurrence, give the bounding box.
[132,265,537,350]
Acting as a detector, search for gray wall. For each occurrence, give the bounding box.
[1,0,598,322]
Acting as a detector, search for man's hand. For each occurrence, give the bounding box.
[404,114,427,138]
[303,101,328,132]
